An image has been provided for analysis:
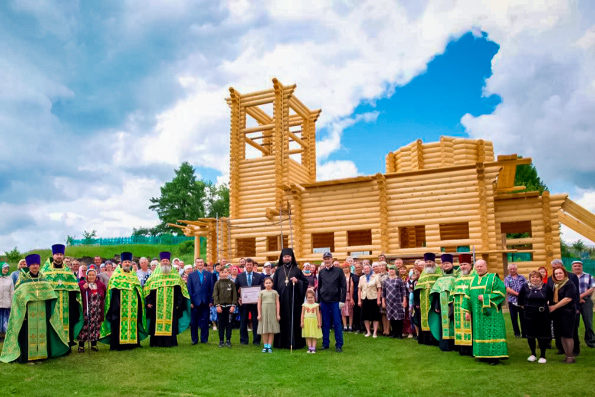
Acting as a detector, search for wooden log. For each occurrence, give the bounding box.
[245,136,269,154]
[241,97,275,107]
[241,123,275,134]
[558,211,595,242]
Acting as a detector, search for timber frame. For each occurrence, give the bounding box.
[173,79,595,276]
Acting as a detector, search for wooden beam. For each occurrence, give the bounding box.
[287,129,306,148]
[241,123,275,134]
[563,199,595,231]
[245,136,269,154]
[558,210,595,242]
[288,148,303,155]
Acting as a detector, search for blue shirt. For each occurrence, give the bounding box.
[198,270,204,284]
[504,274,526,304]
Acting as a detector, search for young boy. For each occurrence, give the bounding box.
[212,267,237,348]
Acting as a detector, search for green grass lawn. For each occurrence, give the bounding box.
[1,318,594,396]
[2,244,198,270]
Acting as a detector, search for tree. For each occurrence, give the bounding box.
[149,162,210,234]
[207,183,230,218]
[66,235,76,245]
[572,239,586,257]
[82,230,97,245]
[5,247,21,263]
[515,163,548,193]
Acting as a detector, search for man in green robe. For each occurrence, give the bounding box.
[99,252,148,350]
[429,254,458,351]
[414,253,442,345]
[1,254,70,363]
[463,259,509,365]
[143,252,191,347]
[41,244,83,348]
[451,253,474,356]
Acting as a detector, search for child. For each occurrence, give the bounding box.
[212,267,237,348]
[301,289,322,353]
[257,278,280,353]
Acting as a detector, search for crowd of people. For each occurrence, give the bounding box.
[0,244,593,366]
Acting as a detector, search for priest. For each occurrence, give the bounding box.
[41,244,83,348]
[414,253,442,345]
[143,252,191,347]
[0,254,70,363]
[272,248,308,349]
[463,259,509,365]
[451,253,474,356]
[429,254,458,351]
[99,252,148,350]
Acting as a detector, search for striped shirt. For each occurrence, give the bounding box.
[577,272,595,296]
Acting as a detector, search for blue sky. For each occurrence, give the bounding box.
[328,32,501,175]
[1,1,594,251]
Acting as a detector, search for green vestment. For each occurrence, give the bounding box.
[451,272,474,347]
[143,267,191,337]
[99,266,148,345]
[414,268,442,331]
[0,271,70,363]
[41,259,83,343]
[462,272,509,359]
[429,271,457,342]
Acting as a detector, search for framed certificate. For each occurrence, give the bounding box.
[240,286,261,304]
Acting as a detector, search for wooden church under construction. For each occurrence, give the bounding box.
[175,79,595,275]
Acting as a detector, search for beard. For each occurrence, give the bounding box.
[424,265,436,274]
[459,269,470,275]
[161,265,171,274]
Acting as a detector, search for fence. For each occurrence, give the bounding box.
[70,235,195,246]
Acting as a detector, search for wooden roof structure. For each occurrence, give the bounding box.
[174,79,595,276]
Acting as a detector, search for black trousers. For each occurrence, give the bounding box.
[508,302,526,337]
[217,306,233,342]
[352,303,362,331]
[240,303,260,345]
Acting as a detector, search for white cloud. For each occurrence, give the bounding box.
[317,160,360,182]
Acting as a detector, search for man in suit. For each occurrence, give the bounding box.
[187,258,214,345]
[236,257,263,345]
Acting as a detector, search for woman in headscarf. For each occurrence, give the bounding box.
[549,266,578,364]
[518,270,553,363]
[537,266,548,284]
[78,267,106,352]
[0,263,14,341]
[77,263,88,282]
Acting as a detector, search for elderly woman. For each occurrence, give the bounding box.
[408,268,421,339]
[182,264,193,283]
[0,263,14,341]
[341,262,354,331]
[382,265,408,338]
[358,263,382,338]
[518,270,553,363]
[377,261,390,336]
[77,263,88,282]
[78,268,107,352]
[549,266,578,364]
[11,259,26,285]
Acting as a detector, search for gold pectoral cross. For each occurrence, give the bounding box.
[285,278,289,286]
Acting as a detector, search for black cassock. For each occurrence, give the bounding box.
[272,265,308,349]
[145,286,184,347]
[106,289,144,351]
